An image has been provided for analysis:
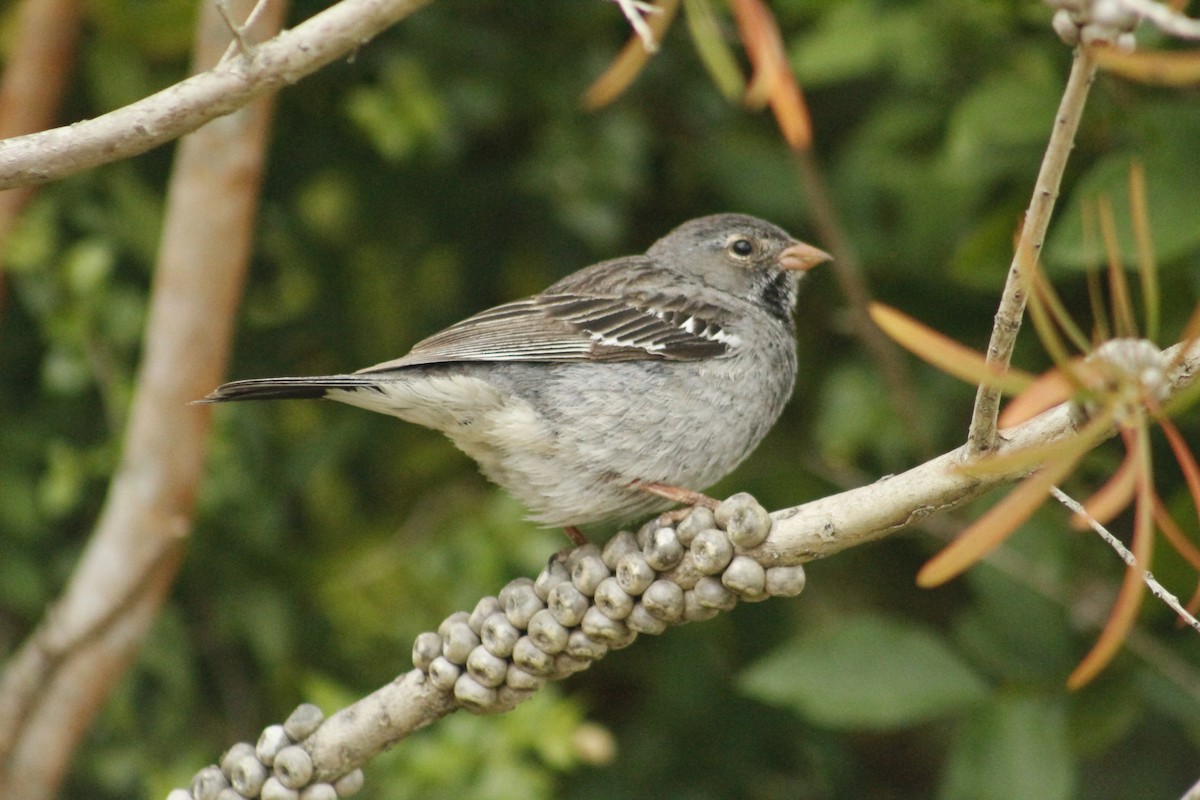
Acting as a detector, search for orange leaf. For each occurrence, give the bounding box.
[1030,261,1092,357]
[767,64,811,150]
[918,445,1086,587]
[1128,161,1160,341]
[1071,446,1138,529]
[1148,438,1200,614]
[1097,197,1139,339]
[729,0,812,150]
[1068,424,1154,688]
[1155,414,1200,532]
[958,407,1113,479]
[998,367,1076,428]
[869,303,1034,394]
[1152,497,1200,574]
[1091,45,1200,87]
[1066,516,1151,688]
[582,0,681,110]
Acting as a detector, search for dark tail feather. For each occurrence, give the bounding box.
[195,375,377,404]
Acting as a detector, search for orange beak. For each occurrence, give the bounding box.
[778,241,832,272]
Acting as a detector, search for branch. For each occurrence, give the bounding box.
[611,0,666,52]
[170,339,1200,798]
[0,0,432,190]
[0,2,285,796]
[966,47,1098,454]
[1050,486,1200,633]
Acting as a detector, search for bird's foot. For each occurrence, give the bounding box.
[631,481,719,525]
[562,525,590,547]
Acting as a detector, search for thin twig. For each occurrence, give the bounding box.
[215,0,251,57]
[966,48,1098,455]
[0,0,432,190]
[611,0,663,51]
[218,0,278,65]
[1050,486,1200,633]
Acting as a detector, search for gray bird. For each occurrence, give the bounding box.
[201,214,829,532]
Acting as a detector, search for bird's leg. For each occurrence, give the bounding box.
[563,525,590,547]
[631,480,720,524]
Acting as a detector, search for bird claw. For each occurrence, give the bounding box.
[630,481,719,525]
[562,525,590,547]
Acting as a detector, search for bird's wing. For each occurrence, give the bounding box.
[356,287,737,373]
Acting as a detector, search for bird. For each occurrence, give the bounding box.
[200,214,830,535]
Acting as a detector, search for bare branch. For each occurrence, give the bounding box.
[0,0,432,190]
[966,48,1097,454]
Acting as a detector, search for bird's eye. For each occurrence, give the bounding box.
[728,237,755,258]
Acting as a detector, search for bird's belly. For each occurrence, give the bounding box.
[331,352,794,527]
[477,356,794,526]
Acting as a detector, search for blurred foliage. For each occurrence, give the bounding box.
[1,0,1199,798]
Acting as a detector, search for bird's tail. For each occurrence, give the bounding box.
[196,375,379,404]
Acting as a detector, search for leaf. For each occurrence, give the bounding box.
[683,0,744,101]
[997,367,1076,429]
[919,417,1108,587]
[1047,150,1200,269]
[1091,45,1200,86]
[787,0,889,87]
[939,694,1075,800]
[581,0,681,109]
[942,59,1063,185]
[1128,161,1161,341]
[739,614,989,730]
[730,0,812,150]
[869,303,1034,393]
[1068,425,1154,689]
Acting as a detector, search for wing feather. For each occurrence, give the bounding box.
[358,264,737,373]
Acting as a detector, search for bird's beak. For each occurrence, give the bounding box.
[778,241,832,272]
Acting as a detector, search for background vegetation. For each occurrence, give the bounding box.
[1,0,1198,797]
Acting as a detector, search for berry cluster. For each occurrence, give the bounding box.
[1049,0,1140,48]
[168,704,363,800]
[412,493,806,714]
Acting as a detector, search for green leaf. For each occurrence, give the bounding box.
[1047,149,1200,270]
[939,693,1075,800]
[345,57,448,163]
[790,1,889,86]
[951,517,1076,683]
[684,0,744,101]
[813,360,916,471]
[738,613,989,730]
[942,58,1062,187]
